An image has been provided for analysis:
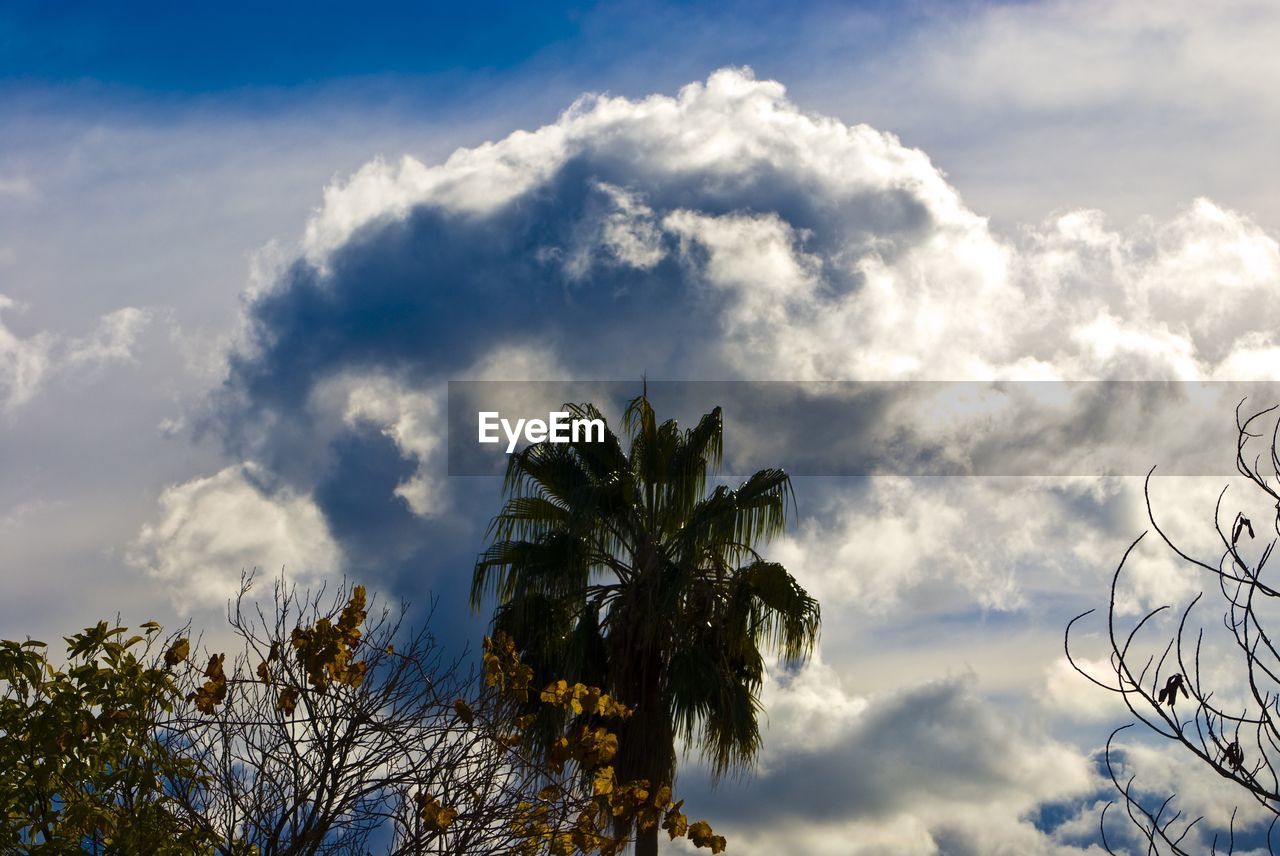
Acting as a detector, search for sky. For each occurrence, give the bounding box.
[5,1,1280,853]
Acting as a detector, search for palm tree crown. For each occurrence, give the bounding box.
[471,394,820,849]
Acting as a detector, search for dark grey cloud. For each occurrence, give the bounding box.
[674,674,1103,854]
[206,73,969,605]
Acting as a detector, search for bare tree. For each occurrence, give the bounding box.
[1067,403,1280,854]
[161,574,587,855]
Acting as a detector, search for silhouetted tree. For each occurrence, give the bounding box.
[162,575,600,855]
[1068,403,1280,854]
[473,394,821,856]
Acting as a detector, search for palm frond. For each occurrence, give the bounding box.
[736,561,821,663]
[487,495,571,543]
[471,533,592,607]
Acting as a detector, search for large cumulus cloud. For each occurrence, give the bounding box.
[124,67,1280,851]
[155,67,1280,607]
[244,68,1280,389]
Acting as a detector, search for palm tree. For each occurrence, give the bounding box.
[472,394,820,856]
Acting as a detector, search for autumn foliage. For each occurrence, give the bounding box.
[0,581,728,854]
[482,631,727,855]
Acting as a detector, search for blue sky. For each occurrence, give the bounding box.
[1,1,904,100]
[6,2,1280,853]
[2,1,594,88]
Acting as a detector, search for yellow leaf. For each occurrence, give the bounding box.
[453,698,475,725]
[164,637,190,668]
[688,820,726,853]
[187,653,226,714]
[592,766,614,796]
[416,791,457,832]
[276,686,298,716]
[662,801,688,839]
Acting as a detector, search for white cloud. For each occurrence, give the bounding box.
[0,498,68,530]
[1106,739,1277,846]
[65,306,151,366]
[594,182,665,271]
[1042,656,1123,722]
[713,191,1280,384]
[774,476,993,612]
[300,68,967,265]
[301,343,571,519]
[755,655,869,764]
[302,135,572,266]
[0,296,54,410]
[128,463,341,609]
[0,296,151,410]
[0,173,36,200]
[815,0,1280,231]
[663,208,822,357]
[311,372,447,518]
[1013,200,1280,380]
[773,477,1142,614]
[551,181,667,280]
[922,0,1280,117]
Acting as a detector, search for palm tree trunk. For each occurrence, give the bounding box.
[635,824,659,856]
[615,568,673,856]
[615,640,670,856]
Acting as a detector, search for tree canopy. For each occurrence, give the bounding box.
[1,575,730,854]
[473,394,820,855]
